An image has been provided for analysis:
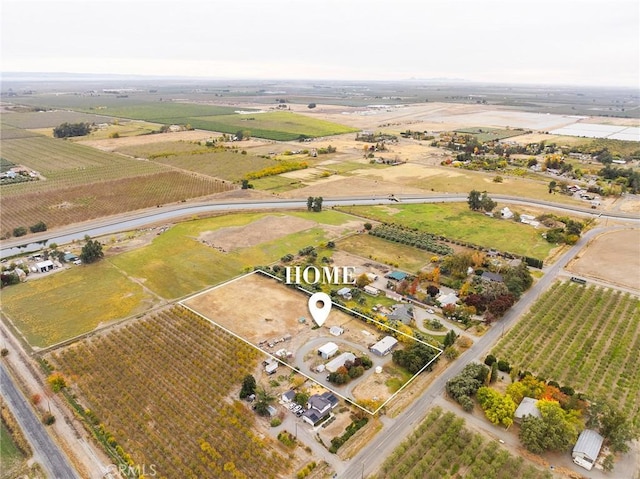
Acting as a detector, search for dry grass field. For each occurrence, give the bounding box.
[566,228,640,290]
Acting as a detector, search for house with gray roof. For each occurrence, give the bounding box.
[514,397,541,423]
[387,304,414,325]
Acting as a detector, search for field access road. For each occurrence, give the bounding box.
[2,193,638,259]
[0,364,81,479]
[339,226,611,479]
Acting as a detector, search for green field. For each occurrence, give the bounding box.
[250,175,304,192]
[116,141,277,181]
[0,421,26,479]
[1,211,358,346]
[0,262,158,348]
[109,211,356,299]
[376,406,551,479]
[167,111,358,140]
[492,282,640,426]
[337,234,434,273]
[337,203,555,259]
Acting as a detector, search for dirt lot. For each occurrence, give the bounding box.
[182,272,415,412]
[567,228,640,291]
[197,214,364,251]
[183,272,385,350]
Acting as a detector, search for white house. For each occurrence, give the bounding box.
[572,429,604,471]
[436,292,459,308]
[370,336,398,356]
[326,352,356,373]
[318,342,339,360]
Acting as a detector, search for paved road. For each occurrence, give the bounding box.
[0,363,81,479]
[339,226,612,478]
[2,193,638,258]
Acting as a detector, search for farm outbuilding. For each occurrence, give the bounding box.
[35,260,54,273]
[364,285,379,296]
[572,429,604,471]
[265,361,278,375]
[370,336,398,356]
[386,271,408,281]
[318,342,339,360]
[336,287,352,299]
[329,326,344,336]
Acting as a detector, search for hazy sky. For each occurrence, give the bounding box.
[2,0,639,87]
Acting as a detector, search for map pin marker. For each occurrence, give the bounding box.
[308,292,332,327]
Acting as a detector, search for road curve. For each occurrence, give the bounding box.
[2,194,638,259]
[0,363,81,479]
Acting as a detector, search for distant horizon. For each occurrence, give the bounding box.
[1,70,637,90]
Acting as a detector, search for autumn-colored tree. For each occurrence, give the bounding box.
[47,372,67,393]
[431,266,440,285]
[471,251,485,268]
[459,280,471,297]
[506,376,546,404]
[477,387,516,427]
[408,277,419,295]
[355,273,372,288]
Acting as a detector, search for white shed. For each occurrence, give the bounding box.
[572,429,604,471]
[329,326,344,337]
[36,260,54,273]
[318,342,339,360]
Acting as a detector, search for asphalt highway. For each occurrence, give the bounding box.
[2,193,638,259]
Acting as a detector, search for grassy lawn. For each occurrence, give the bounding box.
[337,234,436,273]
[337,203,554,259]
[0,262,154,348]
[385,364,414,393]
[250,175,304,192]
[0,421,26,476]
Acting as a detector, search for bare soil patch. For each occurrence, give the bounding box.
[198,215,316,251]
[567,229,640,290]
